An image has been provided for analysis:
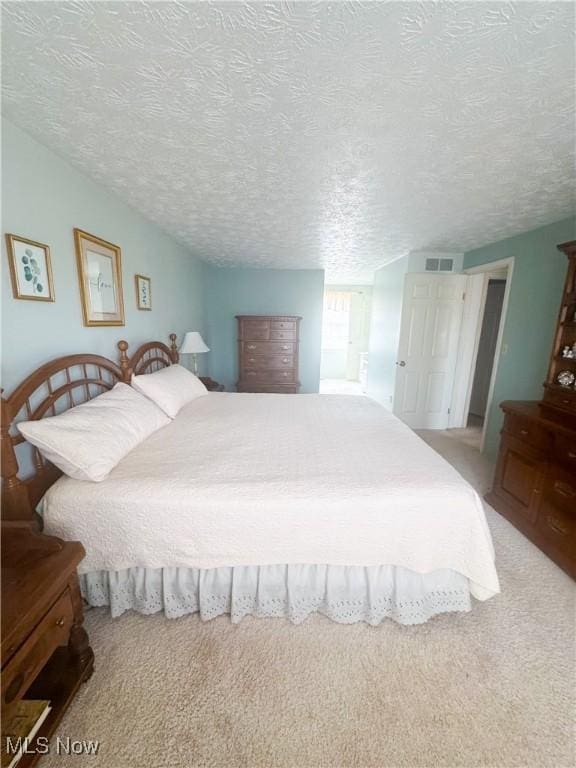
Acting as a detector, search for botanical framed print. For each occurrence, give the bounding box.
[5,234,55,301]
[135,274,152,310]
[74,228,124,326]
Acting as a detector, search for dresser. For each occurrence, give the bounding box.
[486,240,576,579]
[236,315,301,393]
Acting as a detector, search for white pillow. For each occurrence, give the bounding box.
[131,364,207,419]
[17,382,170,482]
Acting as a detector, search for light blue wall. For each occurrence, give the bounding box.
[204,265,325,392]
[2,119,206,392]
[463,216,576,459]
[366,256,408,408]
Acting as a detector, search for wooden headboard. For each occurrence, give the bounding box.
[120,333,179,377]
[1,335,178,524]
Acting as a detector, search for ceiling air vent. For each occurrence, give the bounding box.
[426,257,454,272]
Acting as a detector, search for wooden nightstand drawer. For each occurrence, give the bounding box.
[2,588,74,706]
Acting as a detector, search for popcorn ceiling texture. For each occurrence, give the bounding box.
[2,2,575,281]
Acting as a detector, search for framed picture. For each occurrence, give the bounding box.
[74,229,124,326]
[135,274,152,310]
[5,234,55,301]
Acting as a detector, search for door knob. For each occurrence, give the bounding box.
[396,361,406,367]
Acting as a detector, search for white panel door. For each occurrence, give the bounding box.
[393,273,466,429]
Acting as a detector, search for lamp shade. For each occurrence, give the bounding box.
[179,331,210,354]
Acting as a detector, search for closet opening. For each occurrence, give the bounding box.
[449,258,513,452]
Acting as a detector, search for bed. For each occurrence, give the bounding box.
[2,336,499,626]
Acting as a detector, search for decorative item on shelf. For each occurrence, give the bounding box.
[562,345,574,358]
[74,229,124,326]
[135,274,152,310]
[5,233,55,301]
[179,331,210,375]
[557,370,575,388]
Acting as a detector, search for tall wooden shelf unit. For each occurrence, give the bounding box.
[486,240,576,579]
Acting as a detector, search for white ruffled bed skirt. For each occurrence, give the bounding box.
[80,564,472,626]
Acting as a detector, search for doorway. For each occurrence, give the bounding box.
[467,279,506,434]
[449,258,513,451]
[320,287,372,395]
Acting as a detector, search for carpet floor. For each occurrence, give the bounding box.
[43,431,575,768]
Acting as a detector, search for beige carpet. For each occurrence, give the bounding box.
[44,432,575,768]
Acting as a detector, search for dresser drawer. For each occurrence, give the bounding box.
[543,387,576,412]
[553,434,576,468]
[270,329,296,341]
[242,369,296,384]
[240,323,270,341]
[243,354,294,370]
[543,466,576,516]
[237,383,299,394]
[2,588,74,705]
[503,413,550,451]
[271,320,296,331]
[537,468,576,558]
[243,341,295,355]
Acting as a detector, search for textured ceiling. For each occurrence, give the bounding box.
[2,1,575,282]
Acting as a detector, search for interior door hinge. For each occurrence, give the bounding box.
[462,292,466,301]
[447,408,451,414]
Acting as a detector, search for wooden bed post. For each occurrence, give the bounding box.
[169,333,179,363]
[118,340,130,382]
[1,394,33,522]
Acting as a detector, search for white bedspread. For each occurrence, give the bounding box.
[41,393,499,600]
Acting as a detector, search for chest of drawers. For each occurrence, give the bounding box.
[236,315,301,393]
[485,401,576,579]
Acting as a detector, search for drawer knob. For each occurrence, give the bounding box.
[547,516,568,536]
[554,482,575,498]
[567,451,576,460]
[55,617,66,627]
[248,358,255,363]
[247,372,256,377]
[247,345,256,350]
[282,358,288,363]
[520,429,528,436]
[282,345,289,350]
[282,373,288,377]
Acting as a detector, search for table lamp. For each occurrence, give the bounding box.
[179,331,210,375]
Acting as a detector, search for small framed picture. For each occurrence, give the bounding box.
[74,229,124,326]
[135,274,152,310]
[5,234,55,301]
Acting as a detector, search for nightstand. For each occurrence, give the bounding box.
[1,524,94,767]
[200,377,224,392]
